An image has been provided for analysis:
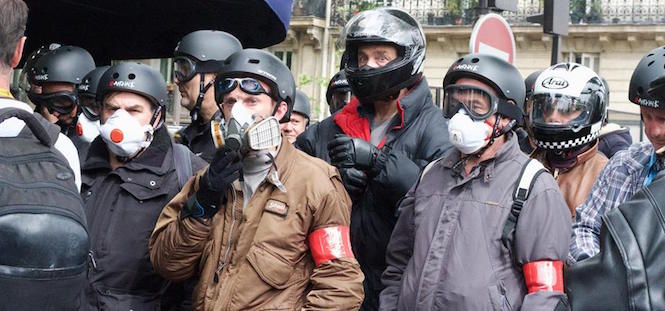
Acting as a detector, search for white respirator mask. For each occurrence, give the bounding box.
[99,109,154,159]
[212,103,282,153]
[448,109,493,155]
[75,113,100,143]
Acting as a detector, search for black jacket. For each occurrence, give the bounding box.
[174,112,221,163]
[598,124,632,159]
[296,78,451,310]
[81,126,206,310]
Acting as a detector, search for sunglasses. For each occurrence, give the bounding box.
[28,91,79,115]
[215,78,274,104]
[173,57,198,82]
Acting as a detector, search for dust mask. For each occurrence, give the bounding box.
[448,109,493,155]
[99,109,154,159]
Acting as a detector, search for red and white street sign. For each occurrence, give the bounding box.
[469,13,516,64]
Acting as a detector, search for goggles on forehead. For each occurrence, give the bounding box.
[443,85,500,121]
[28,91,79,115]
[79,95,101,121]
[173,56,198,82]
[214,77,274,104]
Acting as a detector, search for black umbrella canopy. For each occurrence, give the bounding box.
[22,0,292,65]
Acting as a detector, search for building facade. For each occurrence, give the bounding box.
[284,0,665,142]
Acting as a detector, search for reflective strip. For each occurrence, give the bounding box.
[523,260,564,293]
[308,226,354,266]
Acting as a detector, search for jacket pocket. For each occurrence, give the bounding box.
[246,245,298,289]
[488,283,512,311]
[95,286,161,311]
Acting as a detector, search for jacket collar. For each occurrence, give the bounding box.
[333,78,432,148]
[83,126,171,174]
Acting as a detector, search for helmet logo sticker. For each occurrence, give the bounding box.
[34,74,48,81]
[454,64,479,72]
[257,69,276,81]
[109,80,136,88]
[79,84,90,92]
[638,97,660,108]
[542,77,569,89]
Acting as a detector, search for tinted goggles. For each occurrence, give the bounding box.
[28,91,79,114]
[443,85,500,121]
[173,56,197,82]
[215,78,274,104]
[79,95,101,121]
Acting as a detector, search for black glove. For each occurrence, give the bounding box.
[185,146,242,219]
[339,167,368,197]
[328,134,379,170]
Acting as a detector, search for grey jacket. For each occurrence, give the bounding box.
[380,134,571,311]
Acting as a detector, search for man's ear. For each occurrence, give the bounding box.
[10,36,26,69]
[274,101,288,120]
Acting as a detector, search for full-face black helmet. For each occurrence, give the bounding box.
[342,8,426,103]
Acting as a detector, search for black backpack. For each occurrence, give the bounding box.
[0,106,89,310]
[565,171,665,311]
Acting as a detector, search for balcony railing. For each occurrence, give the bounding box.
[328,0,665,27]
[292,0,327,18]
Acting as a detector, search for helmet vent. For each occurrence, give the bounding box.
[112,72,119,79]
[471,58,479,63]
[456,58,464,63]
[648,60,655,67]
[648,53,654,57]
[128,73,136,80]
[249,58,260,64]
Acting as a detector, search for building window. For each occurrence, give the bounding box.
[562,52,600,73]
[274,50,293,69]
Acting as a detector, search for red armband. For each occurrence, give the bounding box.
[523,260,564,293]
[308,226,354,266]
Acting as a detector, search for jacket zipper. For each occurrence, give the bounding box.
[214,189,238,284]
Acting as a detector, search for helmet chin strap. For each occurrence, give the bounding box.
[469,114,516,159]
[190,73,214,122]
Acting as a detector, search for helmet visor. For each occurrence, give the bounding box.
[531,93,592,127]
[443,85,498,120]
[173,57,197,82]
[342,9,422,50]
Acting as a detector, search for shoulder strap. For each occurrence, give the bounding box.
[0,107,59,147]
[171,140,193,189]
[501,159,547,255]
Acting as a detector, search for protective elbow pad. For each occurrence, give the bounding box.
[523,260,564,293]
[308,226,354,266]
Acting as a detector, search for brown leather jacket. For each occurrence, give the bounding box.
[149,141,364,310]
[532,141,608,218]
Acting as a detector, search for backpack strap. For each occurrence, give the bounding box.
[171,140,193,189]
[501,159,547,256]
[0,107,59,147]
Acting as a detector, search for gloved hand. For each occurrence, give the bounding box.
[186,146,242,219]
[328,134,379,170]
[339,167,368,197]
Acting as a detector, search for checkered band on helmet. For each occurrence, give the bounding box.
[534,130,599,150]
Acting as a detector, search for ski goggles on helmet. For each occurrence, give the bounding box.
[214,77,275,104]
[28,91,79,114]
[530,93,592,127]
[443,85,500,121]
[79,95,101,121]
[173,56,198,82]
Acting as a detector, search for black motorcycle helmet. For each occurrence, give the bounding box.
[30,45,95,86]
[19,43,61,94]
[442,53,525,125]
[214,49,296,123]
[342,8,426,103]
[524,70,543,111]
[325,70,351,113]
[629,46,665,109]
[530,63,607,151]
[97,62,168,126]
[78,66,110,121]
[173,30,242,81]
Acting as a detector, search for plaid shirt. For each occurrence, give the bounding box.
[569,141,664,263]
